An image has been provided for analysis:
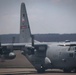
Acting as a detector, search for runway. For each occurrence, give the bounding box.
[0,68,76,75]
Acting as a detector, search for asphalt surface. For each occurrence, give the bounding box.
[0,68,76,75]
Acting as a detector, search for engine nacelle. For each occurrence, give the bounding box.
[8,52,16,59]
[4,52,16,59]
[0,43,16,60]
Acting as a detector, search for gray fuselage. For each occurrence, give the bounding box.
[23,43,76,71]
[46,44,76,69]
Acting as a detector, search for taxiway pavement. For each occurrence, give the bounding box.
[0,68,76,75]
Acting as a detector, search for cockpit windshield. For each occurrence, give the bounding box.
[68,46,76,51]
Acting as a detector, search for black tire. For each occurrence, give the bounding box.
[37,68,45,73]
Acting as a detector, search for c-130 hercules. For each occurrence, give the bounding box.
[19,3,76,73]
[1,2,76,73]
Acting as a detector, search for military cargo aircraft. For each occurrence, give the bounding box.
[0,2,76,73]
[19,3,76,73]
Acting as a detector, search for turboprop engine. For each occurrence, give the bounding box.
[0,45,16,60]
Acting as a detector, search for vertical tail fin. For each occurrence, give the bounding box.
[20,3,31,43]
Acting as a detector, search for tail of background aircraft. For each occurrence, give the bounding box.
[19,3,31,43]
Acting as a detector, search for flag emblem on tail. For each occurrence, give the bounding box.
[20,26,27,29]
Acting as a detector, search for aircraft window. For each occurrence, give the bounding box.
[69,46,76,51]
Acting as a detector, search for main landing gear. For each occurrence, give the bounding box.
[37,65,45,73]
[37,68,45,73]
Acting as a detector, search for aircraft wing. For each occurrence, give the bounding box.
[1,43,33,50]
[59,42,76,46]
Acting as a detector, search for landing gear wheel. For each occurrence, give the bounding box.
[37,68,45,73]
[63,69,71,73]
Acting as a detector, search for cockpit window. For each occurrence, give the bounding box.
[69,46,76,51]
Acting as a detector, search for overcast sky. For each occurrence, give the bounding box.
[0,0,76,34]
